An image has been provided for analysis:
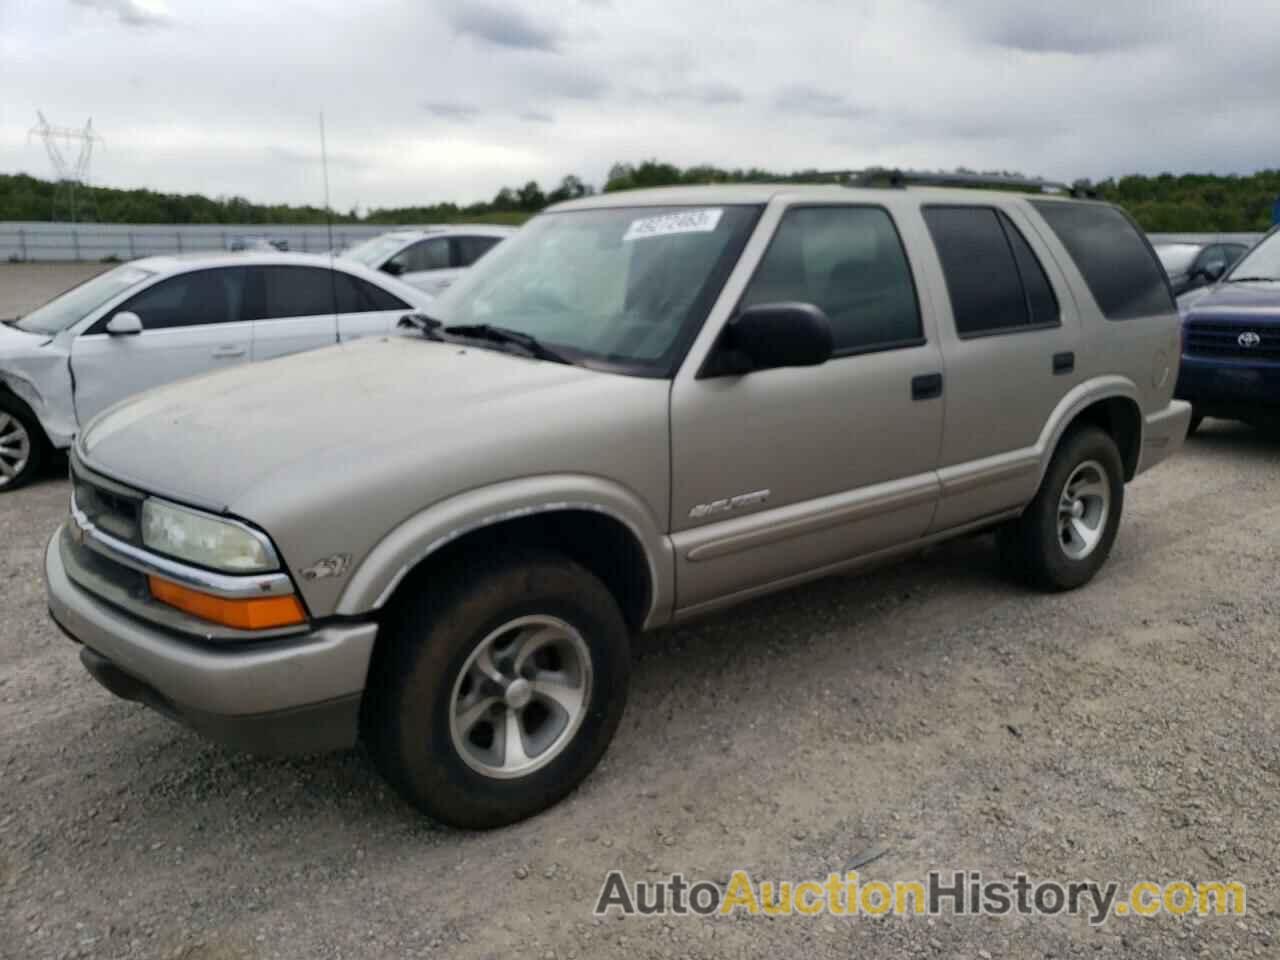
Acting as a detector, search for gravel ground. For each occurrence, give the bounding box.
[2,421,1278,959]
[0,263,112,318]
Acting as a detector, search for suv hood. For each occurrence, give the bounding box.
[1182,281,1280,315]
[80,336,669,515]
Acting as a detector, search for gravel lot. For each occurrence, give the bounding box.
[2,427,1277,959]
[2,267,1278,958]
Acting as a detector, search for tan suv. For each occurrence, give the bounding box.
[46,180,1191,828]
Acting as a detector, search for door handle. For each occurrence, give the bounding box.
[213,345,246,359]
[911,372,943,401]
[1053,351,1075,375]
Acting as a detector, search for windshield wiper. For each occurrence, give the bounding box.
[397,312,447,341]
[1225,276,1280,283]
[444,323,572,365]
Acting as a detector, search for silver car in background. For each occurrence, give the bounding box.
[0,252,432,490]
[339,225,515,296]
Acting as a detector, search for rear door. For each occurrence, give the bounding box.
[918,203,1081,531]
[70,266,250,424]
[247,265,341,360]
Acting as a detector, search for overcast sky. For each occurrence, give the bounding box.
[2,0,1277,212]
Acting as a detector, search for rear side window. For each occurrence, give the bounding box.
[332,273,410,313]
[923,206,1059,336]
[1031,200,1174,320]
[454,235,502,267]
[741,206,922,354]
[249,266,335,320]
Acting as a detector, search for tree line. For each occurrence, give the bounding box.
[2,163,1278,232]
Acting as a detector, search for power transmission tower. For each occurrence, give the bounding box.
[28,111,105,222]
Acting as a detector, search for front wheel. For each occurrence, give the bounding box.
[999,426,1124,591]
[363,550,630,829]
[0,395,46,492]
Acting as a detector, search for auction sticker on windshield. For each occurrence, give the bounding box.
[623,209,724,242]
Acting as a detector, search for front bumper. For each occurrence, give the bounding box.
[1176,354,1280,417]
[46,525,377,754]
[1136,399,1192,476]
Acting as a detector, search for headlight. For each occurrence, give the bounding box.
[141,499,278,573]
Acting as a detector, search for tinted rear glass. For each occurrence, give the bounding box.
[1031,201,1174,320]
[923,206,1029,336]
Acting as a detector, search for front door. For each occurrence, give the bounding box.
[70,266,251,426]
[391,236,456,296]
[669,203,945,613]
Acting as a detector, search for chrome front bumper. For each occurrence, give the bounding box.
[46,525,377,754]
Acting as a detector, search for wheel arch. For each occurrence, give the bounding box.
[337,476,674,632]
[1037,377,1144,485]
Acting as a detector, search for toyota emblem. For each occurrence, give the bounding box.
[1238,331,1262,348]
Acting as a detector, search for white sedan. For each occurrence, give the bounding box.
[339,225,515,296]
[0,252,432,490]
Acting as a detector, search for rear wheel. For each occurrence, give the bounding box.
[363,549,630,829]
[0,394,45,492]
[999,426,1124,591]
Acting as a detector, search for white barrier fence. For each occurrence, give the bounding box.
[0,222,1269,263]
[0,222,421,262]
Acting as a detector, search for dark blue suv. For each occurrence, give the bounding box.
[1176,226,1280,433]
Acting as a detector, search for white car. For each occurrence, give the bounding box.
[0,252,432,490]
[339,225,515,296]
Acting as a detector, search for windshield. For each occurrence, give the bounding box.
[431,205,760,376]
[1154,244,1201,275]
[15,265,156,335]
[1224,230,1280,282]
[340,233,414,269]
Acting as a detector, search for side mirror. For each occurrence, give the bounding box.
[709,302,834,376]
[1204,262,1226,282]
[105,311,143,336]
[381,261,405,277]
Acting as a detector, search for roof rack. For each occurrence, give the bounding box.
[790,169,1096,198]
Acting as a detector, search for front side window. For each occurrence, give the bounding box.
[392,237,451,273]
[455,235,503,267]
[432,205,760,376]
[740,206,922,354]
[109,268,241,331]
[923,206,1059,336]
[1031,200,1174,319]
[340,234,414,269]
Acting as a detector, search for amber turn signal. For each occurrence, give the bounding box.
[148,576,307,630]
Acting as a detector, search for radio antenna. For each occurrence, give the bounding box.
[320,111,340,343]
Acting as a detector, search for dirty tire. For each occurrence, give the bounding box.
[362,549,630,829]
[999,426,1124,592]
[0,393,46,493]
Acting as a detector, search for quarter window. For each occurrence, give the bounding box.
[923,206,1060,337]
[112,268,242,330]
[1030,200,1174,320]
[740,206,923,354]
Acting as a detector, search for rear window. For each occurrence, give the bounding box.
[1031,201,1174,320]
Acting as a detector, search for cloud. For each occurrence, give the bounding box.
[523,60,610,100]
[662,83,744,105]
[773,85,867,120]
[445,1,561,52]
[518,110,555,124]
[421,101,481,122]
[70,0,171,28]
